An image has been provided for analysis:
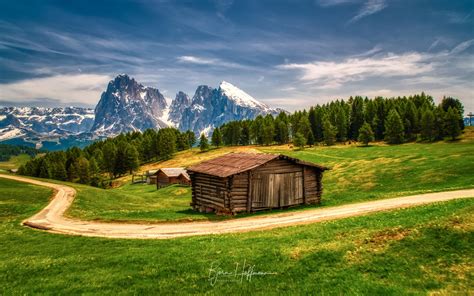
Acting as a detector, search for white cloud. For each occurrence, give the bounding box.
[0,74,111,106]
[177,55,248,69]
[277,52,434,89]
[349,0,387,23]
[316,0,359,7]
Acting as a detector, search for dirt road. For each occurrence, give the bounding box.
[2,174,473,239]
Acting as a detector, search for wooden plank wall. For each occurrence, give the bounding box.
[229,172,249,212]
[190,173,229,212]
[303,167,319,204]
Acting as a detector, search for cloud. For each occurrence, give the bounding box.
[316,0,359,7]
[449,39,474,55]
[277,52,434,89]
[0,74,111,106]
[348,0,387,23]
[176,55,248,69]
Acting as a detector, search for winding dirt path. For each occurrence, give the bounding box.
[2,174,473,240]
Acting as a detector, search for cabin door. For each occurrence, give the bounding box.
[251,172,304,209]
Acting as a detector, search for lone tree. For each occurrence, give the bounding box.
[445,107,461,140]
[358,122,374,146]
[199,133,209,151]
[211,127,223,147]
[323,118,337,146]
[293,132,306,150]
[384,109,404,144]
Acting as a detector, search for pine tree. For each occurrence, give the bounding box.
[349,97,364,140]
[358,122,374,146]
[433,106,446,140]
[293,132,306,150]
[199,134,209,151]
[323,118,337,146]
[186,130,196,147]
[114,141,128,177]
[307,130,315,147]
[403,100,419,141]
[75,157,90,184]
[38,158,50,179]
[88,157,100,187]
[334,105,348,142]
[445,107,461,140]
[125,144,140,174]
[262,114,275,146]
[211,127,223,147]
[420,109,435,141]
[384,109,405,144]
[102,141,117,178]
[157,128,177,160]
[441,97,464,129]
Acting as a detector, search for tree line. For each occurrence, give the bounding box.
[0,144,43,162]
[18,128,196,187]
[199,93,465,150]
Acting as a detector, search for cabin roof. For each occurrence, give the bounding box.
[187,153,328,178]
[155,168,190,180]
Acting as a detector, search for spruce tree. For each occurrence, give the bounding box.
[125,144,140,174]
[445,107,461,140]
[384,109,405,144]
[307,130,315,147]
[75,157,90,184]
[403,100,419,141]
[88,157,100,187]
[102,141,117,178]
[420,109,435,141]
[211,127,223,147]
[262,114,275,146]
[349,97,364,140]
[323,118,337,146]
[293,132,306,150]
[358,122,374,146]
[199,134,209,151]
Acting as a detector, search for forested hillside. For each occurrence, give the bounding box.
[0,144,43,162]
[18,128,195,187]
[17,93,465,187]
[213,93,464,148]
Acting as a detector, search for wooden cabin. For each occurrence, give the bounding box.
[145,170,158,185]
[154,168,191,188]
[187,153,329,214]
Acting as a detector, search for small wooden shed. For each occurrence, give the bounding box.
[145,170,158,185]
[187,153,328,214]
[154,168,191,188]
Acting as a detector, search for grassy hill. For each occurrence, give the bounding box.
[0,154,31,171]
[0,177,472,294]
[65,128,474,222]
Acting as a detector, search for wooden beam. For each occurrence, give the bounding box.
[302,167,306,204]
[247,171,252,213]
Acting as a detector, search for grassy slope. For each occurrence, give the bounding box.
[67,130,474,222]
[0,154,31,171]
[0,178,473,294]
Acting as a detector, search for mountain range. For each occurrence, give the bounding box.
[0,74,283,150]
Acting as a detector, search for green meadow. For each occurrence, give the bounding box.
[0,177,472,294]
[65,132,474,222]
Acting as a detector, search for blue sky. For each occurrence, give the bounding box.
[0,0,473,112]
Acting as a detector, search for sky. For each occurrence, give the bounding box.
[0,0,473,113]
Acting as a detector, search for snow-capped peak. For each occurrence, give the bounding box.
[218,81,268,109]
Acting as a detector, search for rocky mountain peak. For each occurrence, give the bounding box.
[91,74,168,134]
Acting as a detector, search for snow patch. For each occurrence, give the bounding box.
[219,81,269,110]
[0,128,23,140]
[200,125,213,137]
